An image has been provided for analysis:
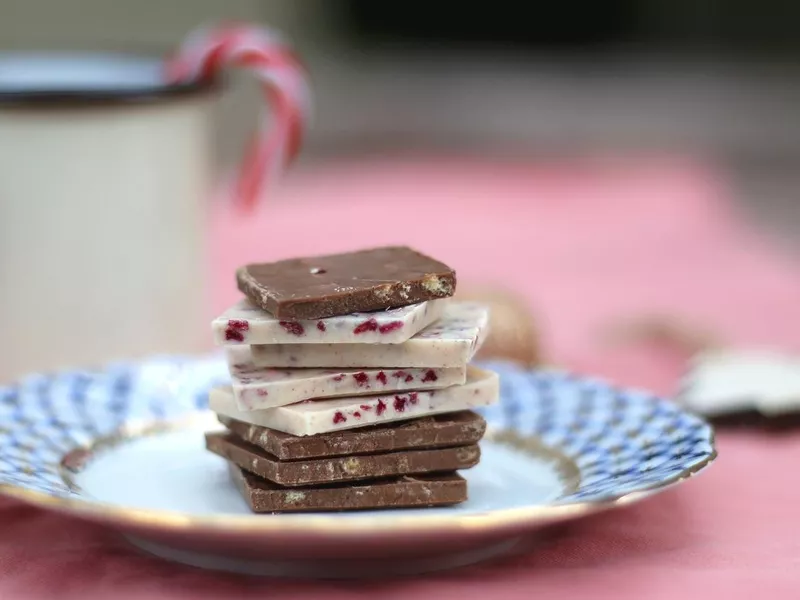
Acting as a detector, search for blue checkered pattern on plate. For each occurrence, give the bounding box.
[0,357,714,503]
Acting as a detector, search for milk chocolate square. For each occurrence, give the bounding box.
[217,412,487,460]
[229,464,467,513]
[207,432,480,487]
[236,246,456,319]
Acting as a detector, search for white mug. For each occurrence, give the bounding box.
[0,27,307,382]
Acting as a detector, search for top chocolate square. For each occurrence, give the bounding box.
[236,246,456,319]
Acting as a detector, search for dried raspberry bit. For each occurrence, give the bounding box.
[404,374,413,382]
[393,395,407,412]
[353,318,378,334]
[392,370,406,379]
[376,371,388,385]
[378,320,403,334]
[332,411,347,424]
[360,404,372,411]
[256,389,269,397]
[279,321,305,336]
[353,372,369,387]
[409,392,419,404]
[422,369,438,383]
[353,411,362,419]
[224,319,249,342]
[332,374,345,382]
[376,400,387,416]
[316,321,326,332]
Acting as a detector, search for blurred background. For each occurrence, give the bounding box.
[2,0,800,385]
[2,0,799,240]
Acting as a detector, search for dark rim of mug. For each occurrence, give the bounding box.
[0,51,219,109]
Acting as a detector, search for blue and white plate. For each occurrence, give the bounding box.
[0,357,715,578]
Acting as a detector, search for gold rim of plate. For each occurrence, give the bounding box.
[0,413,717,536]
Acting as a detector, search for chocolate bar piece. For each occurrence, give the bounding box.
[209,366,499,436]
[677,349,800,418]
[213,298,444,346]
[230,363,465,410]
[229,464,467,513]
[217,411,486,460]
[701,409,800,429]
[236,246,456,320]
[249,301,490,368]
[207,432,480,487]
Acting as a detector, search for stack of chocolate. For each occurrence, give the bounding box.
[207,246,498,513]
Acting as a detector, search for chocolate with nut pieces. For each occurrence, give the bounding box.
[217,411,486,460]
[236,246,456,320]
[229,464,468,513]
[207,432,480,487]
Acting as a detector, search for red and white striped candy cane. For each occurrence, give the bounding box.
[168,23,311,211]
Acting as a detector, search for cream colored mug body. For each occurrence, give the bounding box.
[0,54,215,382]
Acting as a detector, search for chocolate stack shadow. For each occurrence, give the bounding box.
[207,246,499,513]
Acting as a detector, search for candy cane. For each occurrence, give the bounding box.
[168,23,311,210]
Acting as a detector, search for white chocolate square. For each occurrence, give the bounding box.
[213,299,444,345]
[230,364,466,410]
[210,366,499,436]
[249,302,490,368]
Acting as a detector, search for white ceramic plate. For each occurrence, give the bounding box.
[0,357,715,578]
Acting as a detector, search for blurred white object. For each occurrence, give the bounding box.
[0,20,309,384]
[0,52,214,382]
[678,349,800,417]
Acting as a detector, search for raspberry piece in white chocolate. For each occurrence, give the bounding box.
[212,299,445,345]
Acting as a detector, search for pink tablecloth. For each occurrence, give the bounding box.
[3,156,800,599]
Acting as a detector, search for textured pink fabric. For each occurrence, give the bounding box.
[3,156,800,599]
